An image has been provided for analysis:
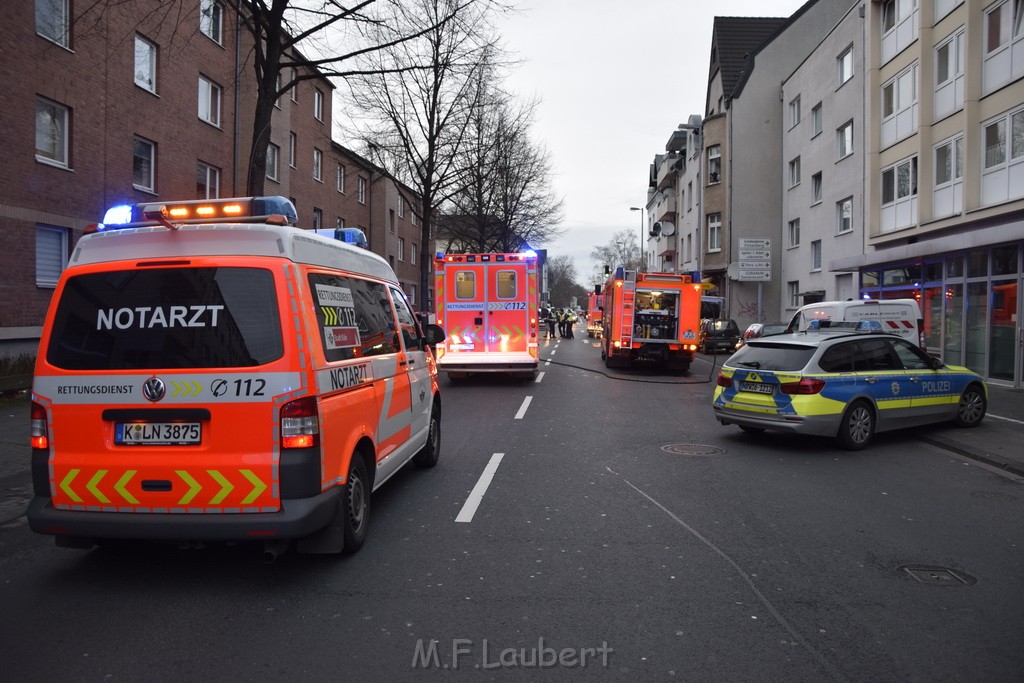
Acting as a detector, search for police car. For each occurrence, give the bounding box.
[712,326,987,450]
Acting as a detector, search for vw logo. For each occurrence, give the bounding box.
[142,377,166,403]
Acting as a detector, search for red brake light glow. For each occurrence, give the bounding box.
[280,397,319,449]
[30,401,48,449]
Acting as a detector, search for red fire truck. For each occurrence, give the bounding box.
[586,288,604,338]
[434,252,540,381]
[601,268,701,372]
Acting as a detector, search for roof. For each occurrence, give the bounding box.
[710,16,789,101]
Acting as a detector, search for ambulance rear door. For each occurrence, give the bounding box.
[441,258,532,356]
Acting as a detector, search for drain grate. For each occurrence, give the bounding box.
[661,444,727,457]
[901,565,976,586]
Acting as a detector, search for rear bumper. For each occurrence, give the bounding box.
[26,489,340,542]
[437,352,538,375]
[712,404,839,437]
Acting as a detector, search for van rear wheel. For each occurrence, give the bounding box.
[341,455,370,553]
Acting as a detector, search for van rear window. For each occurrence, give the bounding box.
[46,268,283,370]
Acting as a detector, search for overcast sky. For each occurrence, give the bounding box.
[496,0,810,284]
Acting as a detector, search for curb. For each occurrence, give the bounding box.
[918,435,1024,478]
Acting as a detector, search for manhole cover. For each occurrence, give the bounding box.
[661,444,726,457]
[901,565,976,586]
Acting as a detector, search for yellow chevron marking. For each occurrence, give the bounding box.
[240,470,267,505]
[114,470,139,505]
[176,470,202,505]
[86,470,110,504]
[60,469,83,503]
[208,470,234,505]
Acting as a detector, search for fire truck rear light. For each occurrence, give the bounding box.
[30,401,48,449]
[281,397,319,449]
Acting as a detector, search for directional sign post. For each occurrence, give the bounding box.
[737,238,772,282]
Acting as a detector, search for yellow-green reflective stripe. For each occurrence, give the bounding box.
[60,469,83,503]
[115,470,139,505]
[240,470,267,505]
[208,470,233,505]
[86,470,110,504]
[176,470,201,505]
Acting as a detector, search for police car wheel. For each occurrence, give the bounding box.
[837,400,874,451]
[414,405,441,468]
[955,384,986,428]
[341,455,370,553]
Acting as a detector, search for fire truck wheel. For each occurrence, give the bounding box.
[341,454,370,553]
[414,402,441,468]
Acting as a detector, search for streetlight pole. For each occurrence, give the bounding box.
[629,206,644,272]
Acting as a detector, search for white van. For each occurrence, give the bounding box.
[786,299,925,347]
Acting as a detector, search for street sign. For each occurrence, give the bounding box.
[739,238,771,250]
[738,249,770,260]
[738,260,770,269]
[737,269,771,281]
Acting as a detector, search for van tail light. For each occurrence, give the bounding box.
[280,397,319,449]
[716,372,732,388]
[780,378,826,395]
[30,402,48,449]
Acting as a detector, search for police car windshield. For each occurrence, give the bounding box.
[729,342,816,372]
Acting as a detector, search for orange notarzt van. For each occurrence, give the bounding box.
[27,196,445,558]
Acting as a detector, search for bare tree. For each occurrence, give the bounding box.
[345,0,507,304]
[545,255,587,308]
[590,229,642,282]
[441,77,564,253]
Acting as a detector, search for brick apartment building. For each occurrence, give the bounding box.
[0,0,429,365]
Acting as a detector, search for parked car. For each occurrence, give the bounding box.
[736,322,789,350]
[698,318,741,354]
[712,330,987,450]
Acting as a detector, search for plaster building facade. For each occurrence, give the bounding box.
[0,0,429,366]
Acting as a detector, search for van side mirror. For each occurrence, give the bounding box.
[424,323,445,347]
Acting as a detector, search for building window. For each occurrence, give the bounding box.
[838,46,854,85]
[398,237,406,262]
[811,172,823,204]
[881,62,918,148]
[983,0,1024,92]
[198,76,222,127]
[837,121,854,159]
[336,217,345,229]
[788,156,801,187]
[935,28,965,120]
[134,35,158,93]
[707,145,721,184]
[337,164,346,193]
[37,0,70,48]
[398,194,405,218]
[133,136,156,192]
[981,108,1024,205]
[313,208,322,230]
[811,240,822,271]
[289,132,296,167]
[275,72,282,109]
[313,148,323,182]
[411,243,417,265]
[389,209,396,233]
[788,281,800,308]
[36,96,69,168]
[837,197,853,234]
[934,135,964,217]
[36,225,68,288]
[707,213,721,252]
[411,210,417,226]
[199,0,223,44]
[196,161,220,199]
[290,67,299,102]
[788,218,801,247]
[266,143,280,181]
[789,95,801,128]
[881,156,918,232]
[314,88,324,121]
[881,0,919,64]
[811,103,823,137]
[358,177,367,204]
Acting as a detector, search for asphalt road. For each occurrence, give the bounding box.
[1,331,1022,680]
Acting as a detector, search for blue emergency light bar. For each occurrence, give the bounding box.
[92,196,298,232]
